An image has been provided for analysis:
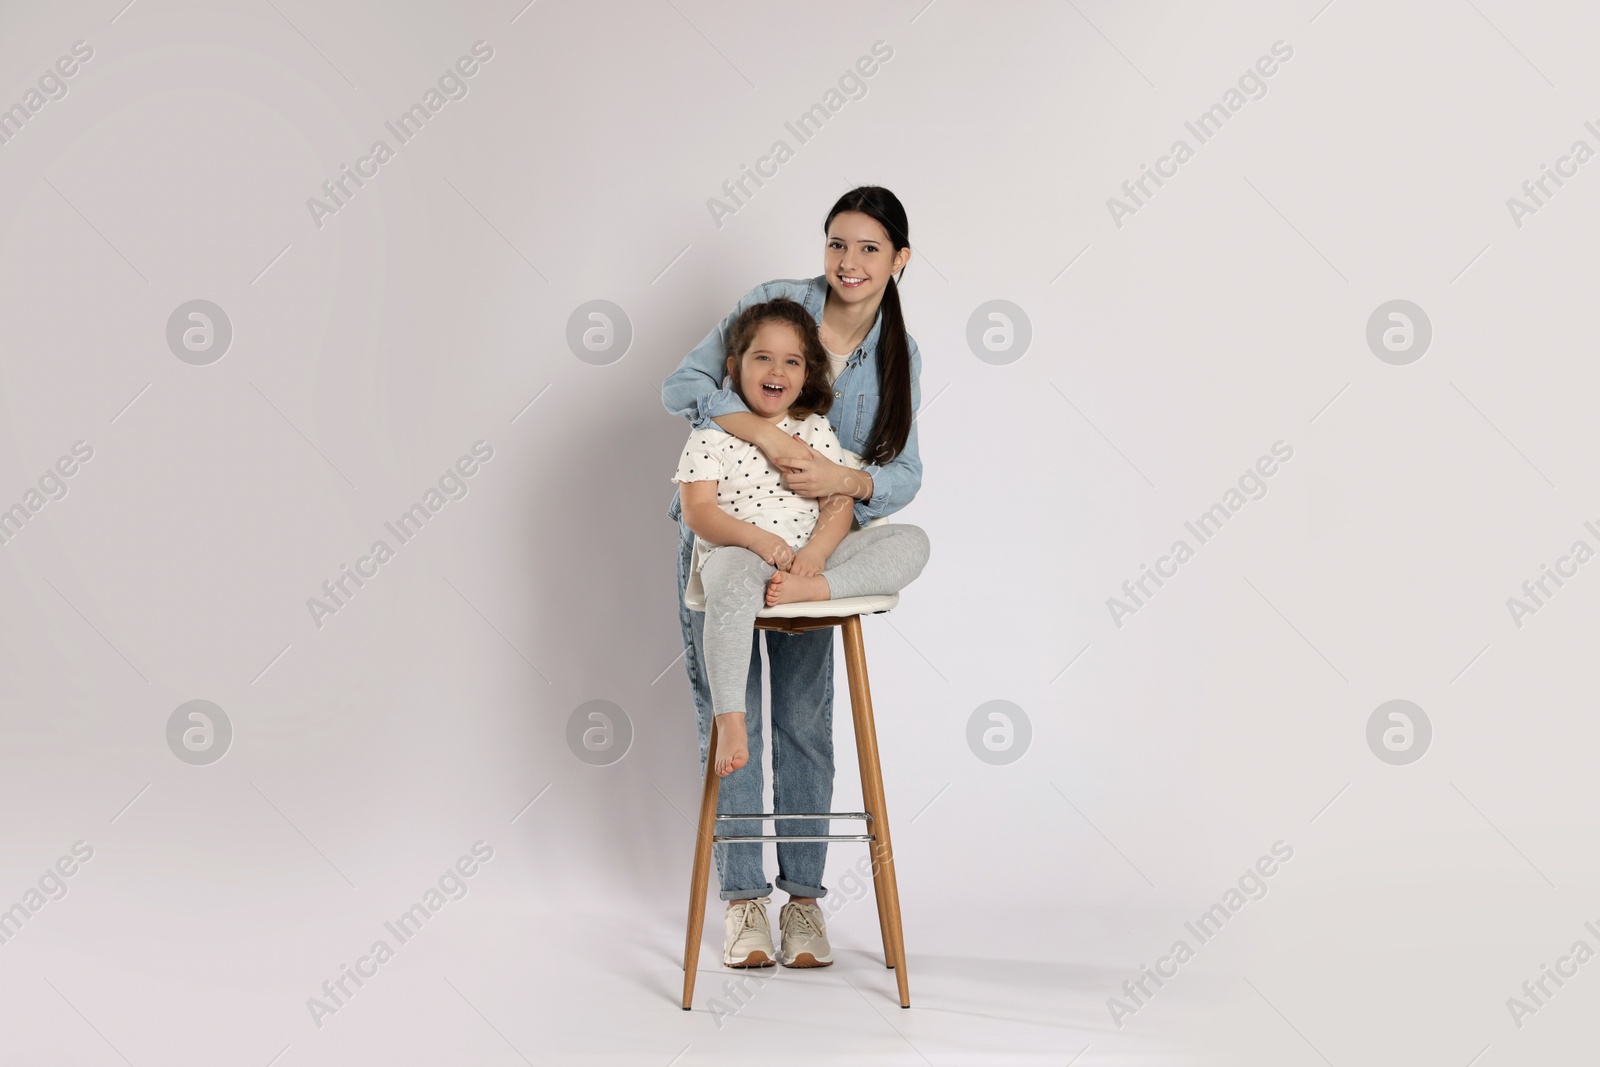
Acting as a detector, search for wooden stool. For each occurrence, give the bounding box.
[679,561,910,1010]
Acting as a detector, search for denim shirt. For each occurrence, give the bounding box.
[661,276,923,529]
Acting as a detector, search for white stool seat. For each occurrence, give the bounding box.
[684,578,897,618]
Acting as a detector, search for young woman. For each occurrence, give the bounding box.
[662,187,925,969]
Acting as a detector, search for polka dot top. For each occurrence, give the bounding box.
[671,412,863,575]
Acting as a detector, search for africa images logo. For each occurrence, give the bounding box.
[305,41,494,230]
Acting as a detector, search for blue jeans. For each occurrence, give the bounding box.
[677,518,834,901]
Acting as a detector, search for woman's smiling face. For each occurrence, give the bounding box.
[728,321,807,418]
[823,210,910,307]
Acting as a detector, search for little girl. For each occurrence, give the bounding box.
[671,298,930,965]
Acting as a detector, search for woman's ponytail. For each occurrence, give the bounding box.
[864,274,911,467]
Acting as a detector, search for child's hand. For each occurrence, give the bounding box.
[746,530,795,570]
[789,546,828,577]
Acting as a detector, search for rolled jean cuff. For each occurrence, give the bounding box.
[718,883,772,902]
[775,876,827,900]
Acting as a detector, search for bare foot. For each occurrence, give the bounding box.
[766,570,831,606]
[713,712,748,777]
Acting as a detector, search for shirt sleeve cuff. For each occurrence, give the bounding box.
[692,387,750,429]
[853,463,894,525]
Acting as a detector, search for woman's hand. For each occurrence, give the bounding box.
[778,446,828,498]
[788,546,828,578]
[745,529,795,570]
[775,432,860,499]
[757,426,814,475]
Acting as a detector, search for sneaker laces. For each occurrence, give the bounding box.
[733,898,768,937]
[784,903,823,939]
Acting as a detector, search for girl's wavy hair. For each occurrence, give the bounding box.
[724,298,834,419]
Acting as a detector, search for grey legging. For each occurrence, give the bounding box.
[700,523,930,717]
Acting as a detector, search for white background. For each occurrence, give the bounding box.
[1,1,1598,1064]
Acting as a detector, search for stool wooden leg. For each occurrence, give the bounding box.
[842,615,911,1008]
[860,730,894,968]
[681,717,721,1010]
[870,832,894,969]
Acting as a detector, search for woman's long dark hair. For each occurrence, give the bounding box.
[824,186,912,467]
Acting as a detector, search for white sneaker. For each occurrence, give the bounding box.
[723,896,775,967]
[779,900,833,967]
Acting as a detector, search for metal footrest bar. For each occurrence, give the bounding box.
[712,833,875,843]
[714,812,871,822]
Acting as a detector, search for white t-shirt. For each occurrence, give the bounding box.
[824,347,851,385]
[672,411,862,575]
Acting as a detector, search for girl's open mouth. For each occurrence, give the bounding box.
[761,383,786,398]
